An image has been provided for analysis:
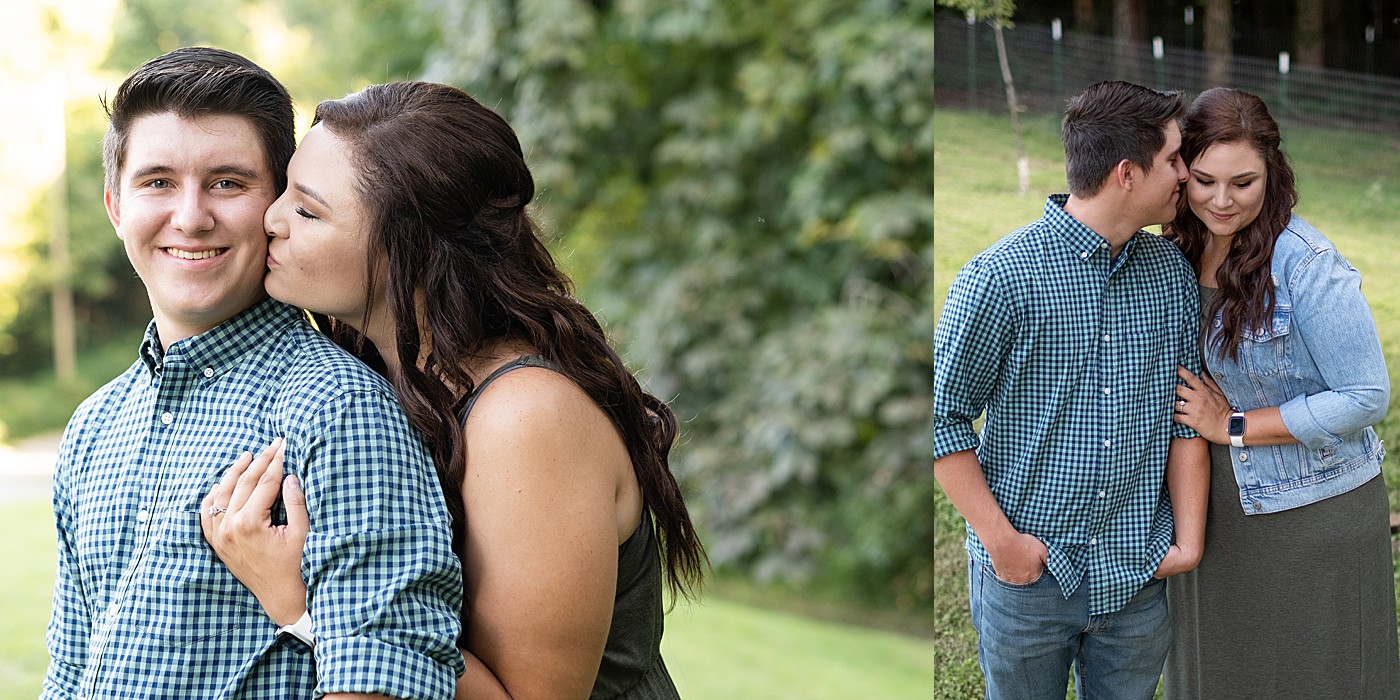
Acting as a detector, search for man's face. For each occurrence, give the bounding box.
[1135,120,1189,227]
[105,113,276,346]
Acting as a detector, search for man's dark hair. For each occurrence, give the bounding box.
[102,46,295,197]
[1062,81,1185,198]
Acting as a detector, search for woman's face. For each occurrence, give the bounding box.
[1185,140,1268,239]
[264,124,380,327]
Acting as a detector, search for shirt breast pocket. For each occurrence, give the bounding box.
[1239,307,1292,377]
[136,508,260,647]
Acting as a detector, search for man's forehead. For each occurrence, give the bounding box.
[122,112,268,175]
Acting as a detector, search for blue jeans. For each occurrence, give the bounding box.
[969,560,1171,700]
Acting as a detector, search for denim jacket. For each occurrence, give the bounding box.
[1205,215,1389,514]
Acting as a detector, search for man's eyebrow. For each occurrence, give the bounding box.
[126,165,173,181]
[125,164,264,182]
[209,164,264,180]
[294,182,332,210]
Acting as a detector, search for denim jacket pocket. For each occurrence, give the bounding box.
[1238,307,1292,377]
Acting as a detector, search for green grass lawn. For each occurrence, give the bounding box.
[0,497,931,700]
[934,106,1400,697]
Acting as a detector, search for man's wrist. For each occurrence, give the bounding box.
[975,520,1021,555]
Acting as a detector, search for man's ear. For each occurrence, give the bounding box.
[104,189,123,239]
[1113,159,1136,191]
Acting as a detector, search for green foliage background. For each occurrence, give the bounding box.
[6,0,933,612]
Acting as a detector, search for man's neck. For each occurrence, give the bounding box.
[1062,194,1140,258]
[152,299,266,351]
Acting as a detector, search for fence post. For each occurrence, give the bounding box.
[1153,37,1165,90]
[1184,7,1195,92]
[1366,25,1376,116]
[967,10,978,109]
[1052,18,1063,106]
[1278,51,1290,136]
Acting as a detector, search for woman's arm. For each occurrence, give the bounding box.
[1153,436,1208,578]
[1175,249,1389,448]
[200,438,310,626]
[1174,368,1296,446]
[1278,248,1390,445]
[458,367,630,700]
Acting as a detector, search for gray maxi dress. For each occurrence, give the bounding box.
[1163,286,1400,700]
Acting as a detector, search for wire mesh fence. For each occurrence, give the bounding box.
[935,10,1400,135]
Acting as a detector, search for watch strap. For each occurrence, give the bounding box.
[1228,411,1246,448]
[276,610,315,654]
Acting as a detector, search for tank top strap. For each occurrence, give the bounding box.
[458,354,563,424]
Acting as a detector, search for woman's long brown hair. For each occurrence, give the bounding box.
[309,82,706,613]
[1163,87,1299,360]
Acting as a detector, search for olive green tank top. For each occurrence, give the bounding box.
[461,355,680,699]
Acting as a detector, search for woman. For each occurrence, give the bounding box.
[199,81,706,699]
[1162,87,1400,699]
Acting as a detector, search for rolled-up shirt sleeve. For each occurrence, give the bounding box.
[1171,276,1203,440]
[295,389,465,699]
[1278,249,1390,448]
[934,260,1014,459]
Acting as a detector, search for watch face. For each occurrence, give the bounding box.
[1228,415,1246,436]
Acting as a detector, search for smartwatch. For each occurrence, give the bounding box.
[1228,410,1246,448]
[276,611,315,655]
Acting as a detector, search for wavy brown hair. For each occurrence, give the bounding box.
[307,82,706,613]
[1163,87,1298,360]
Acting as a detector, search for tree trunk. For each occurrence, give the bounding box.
[1113,0,1149,83]
[1296,0,1325,66]
[47,79,76,389]
[993,21,1030,195]
[1204,0,1233,88]
[1074,0,1096,35]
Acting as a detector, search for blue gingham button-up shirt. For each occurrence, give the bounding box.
[934,195,1202,615]
[43,299,464,699]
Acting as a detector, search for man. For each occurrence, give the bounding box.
[42,47,463,699]
[933,81,1210,699]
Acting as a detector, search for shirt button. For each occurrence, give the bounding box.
[1080,251,1089,259]
[136,509,149,524]
[1089,537,1098,545]
[1103,439,1112,447]
[1102,387,1111,395]
[202,367,215,378]
[1102,334,1110,342]
[1098,490,1107,498]
[1214,319,1223,328]
[1100,242,1109,249]
[160,411,174,425]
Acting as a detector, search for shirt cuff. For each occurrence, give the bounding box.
[315,635,459,699]
[40,658,84,700]
[933,424,979,460]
